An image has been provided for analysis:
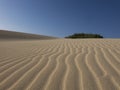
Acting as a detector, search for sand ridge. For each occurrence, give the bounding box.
[0,30,57,40]
[0,39,120,90]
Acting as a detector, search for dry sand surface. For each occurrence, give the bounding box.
[0,30,57,40]
[0,39,120,90]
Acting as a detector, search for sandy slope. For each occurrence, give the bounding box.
[0,30,57,40]
[0,39,120,90]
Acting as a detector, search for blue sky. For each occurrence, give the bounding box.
[0,0,120,38]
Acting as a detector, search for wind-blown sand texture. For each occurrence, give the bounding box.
[0,39,120,90]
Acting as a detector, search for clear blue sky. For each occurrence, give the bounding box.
[0,0,120,38]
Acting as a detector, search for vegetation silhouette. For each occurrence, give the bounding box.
[65,33,103,39]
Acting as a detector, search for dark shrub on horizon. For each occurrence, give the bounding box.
[65,33,103,38]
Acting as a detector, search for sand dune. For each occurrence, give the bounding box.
[0,39,120,90]
[0,30,57,40]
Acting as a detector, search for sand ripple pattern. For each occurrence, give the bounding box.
[0,39,120,90]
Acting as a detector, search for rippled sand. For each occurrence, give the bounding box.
[0,39,120,90]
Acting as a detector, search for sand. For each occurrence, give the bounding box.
[0,30,57,40]
[0,39,120,90]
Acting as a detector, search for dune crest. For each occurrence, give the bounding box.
[0,30,57,40]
